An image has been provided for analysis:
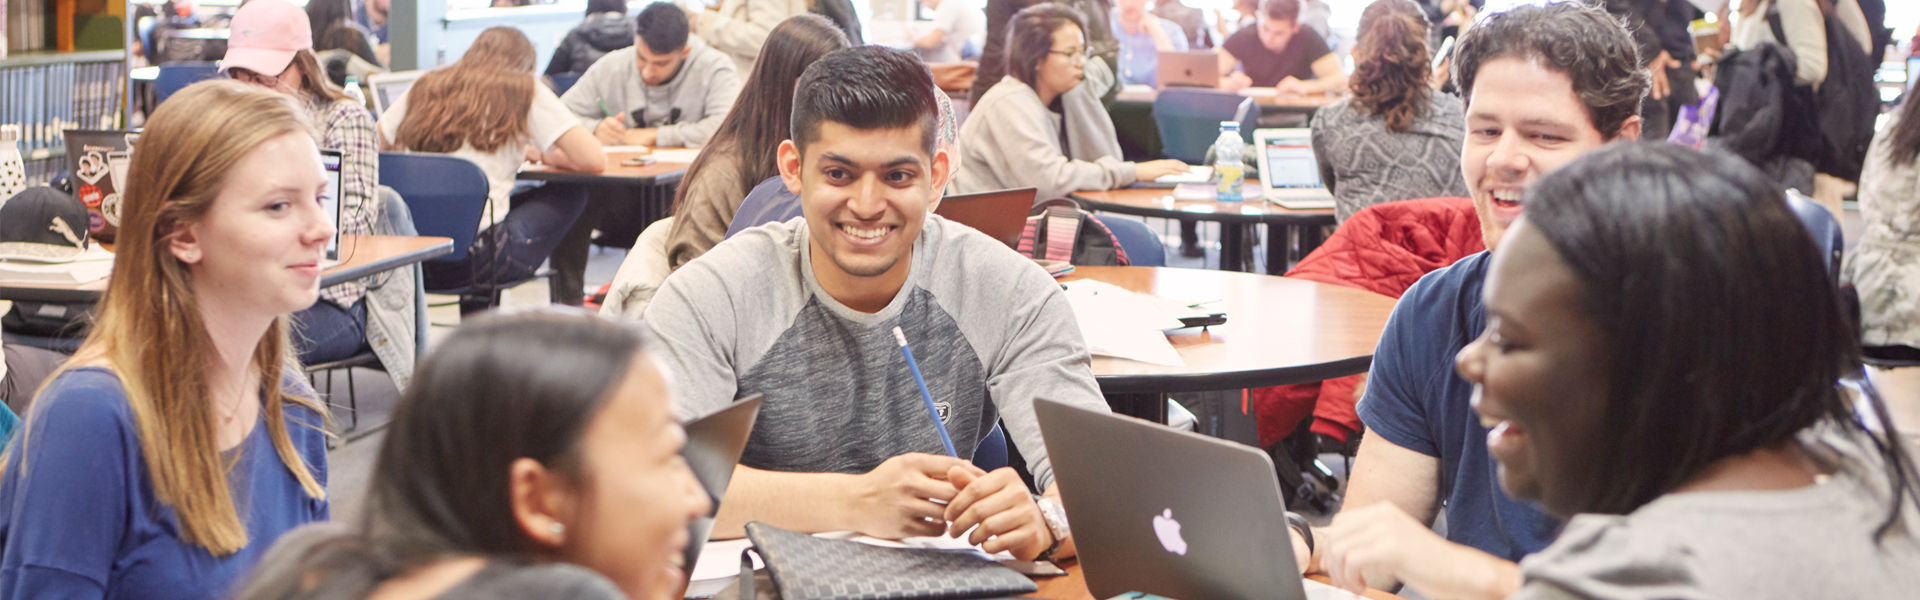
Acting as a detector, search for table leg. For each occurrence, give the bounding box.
[1266,223,1290,275]
[1103,392,1169,424]
[1219,223,1246,272]
[1296,224,1327,265]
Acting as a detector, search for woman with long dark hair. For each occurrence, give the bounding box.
[1844,94,1920,365]
[378,27,606,314]
[954,3,1186,203]
[1308,0,1466,222]
[1436,143,1920,597]
[662,15,849,270]
[233,311,710,600]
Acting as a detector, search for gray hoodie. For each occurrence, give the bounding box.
[559,37,741,148]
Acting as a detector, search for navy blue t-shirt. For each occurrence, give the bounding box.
[0,367,329,600]
[1356,251,1560,561]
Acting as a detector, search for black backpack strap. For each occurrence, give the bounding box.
[1766,1,1788,47]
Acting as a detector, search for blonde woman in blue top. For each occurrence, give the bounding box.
[0,79,332,599]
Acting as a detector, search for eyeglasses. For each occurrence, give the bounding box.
[225,67,282,88]
[1047,47,1090,63]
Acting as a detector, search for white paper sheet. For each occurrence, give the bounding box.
[601,145,652,153]
[1303,578,1369,599]
[1062,280,1202,367]
[1154,166,1214,184]
[649,148,704,163]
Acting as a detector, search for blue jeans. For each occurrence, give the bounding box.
[292,298,368,364]
[422,182,587,310]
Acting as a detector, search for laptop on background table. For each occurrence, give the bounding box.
[934,187,1037,247]
[1037,398,1314,600]
[318,149,345,266]
[1254,128,1335,210]
[1157,51,1219,89]
[366,70,425,115]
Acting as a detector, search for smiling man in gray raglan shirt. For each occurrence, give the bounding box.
[645,46,1109,562]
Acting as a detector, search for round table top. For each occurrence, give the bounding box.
[1063,266,1397,394]
[1073,186,1335,225]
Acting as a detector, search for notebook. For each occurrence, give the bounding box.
[61,129,139,243]
[1253,128,1334,210]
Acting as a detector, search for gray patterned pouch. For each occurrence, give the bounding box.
[737,522,1038,600]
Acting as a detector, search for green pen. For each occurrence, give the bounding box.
[597,100,617,119]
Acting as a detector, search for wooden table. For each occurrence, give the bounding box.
[1064,267,1395,422]
[517,150,691,186]
[1073,186,1335,274]
[0,235,454,304]
[1030,558,1406,600]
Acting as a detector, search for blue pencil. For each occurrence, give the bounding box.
[893,326,959,458]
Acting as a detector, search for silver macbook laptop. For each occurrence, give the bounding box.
[367,69,426,115]
[1036,398,1306,600]
[1157,51,1218,89]
[1254,128,1335,210]
[680,395,763,583]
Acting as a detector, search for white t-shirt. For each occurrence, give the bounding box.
[927,0,985,63]
[377,79,580,232]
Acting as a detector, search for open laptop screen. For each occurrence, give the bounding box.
[1261,133,1322,189]
[319,150,344,261]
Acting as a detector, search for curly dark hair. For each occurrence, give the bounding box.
[1349,0,1430,133]
[1452,1,1647,139]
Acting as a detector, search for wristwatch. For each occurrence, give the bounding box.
[1032,494,1071,561]
[1285,511,1315,555]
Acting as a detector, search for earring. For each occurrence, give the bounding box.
[548,522,566,539]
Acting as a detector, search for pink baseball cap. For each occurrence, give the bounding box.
[220,0,312,76]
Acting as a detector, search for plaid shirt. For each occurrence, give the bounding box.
[310,97,379,307]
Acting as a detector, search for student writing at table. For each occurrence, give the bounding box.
[1301,4,1647,599]
[1459,143,1920,599]
[646,47,1106,560]
[1217,0,1344,94]
[0,81,332,599]
[560,2,741,149]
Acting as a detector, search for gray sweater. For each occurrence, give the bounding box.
[1513,427,1920,600]
[559,38,741,148]
[952,76,1136,204]
[644,215,1110,489]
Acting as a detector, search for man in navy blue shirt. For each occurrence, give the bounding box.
[1296,4,1649,599]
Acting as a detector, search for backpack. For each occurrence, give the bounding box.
[810,0,865,46]
[1803,11,1878,181]
[1015,200,1131,266]
[1708,8,1805,169]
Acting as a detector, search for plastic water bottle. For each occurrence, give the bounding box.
[1213,121,1244,202]
[343,76,368,108]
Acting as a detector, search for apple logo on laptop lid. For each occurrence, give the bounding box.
[1153,508,1187,556]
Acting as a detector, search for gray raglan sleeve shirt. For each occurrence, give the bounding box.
[643,216,1108,490]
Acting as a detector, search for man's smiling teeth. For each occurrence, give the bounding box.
[1491,189,1523,203]
[841,225,891,239]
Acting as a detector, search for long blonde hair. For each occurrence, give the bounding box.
[45,80,328,556]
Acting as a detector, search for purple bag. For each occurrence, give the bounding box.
[1668,85,1718,149]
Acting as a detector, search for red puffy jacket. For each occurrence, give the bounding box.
[1252,197,1484,446]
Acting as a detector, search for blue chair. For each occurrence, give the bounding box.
[548,72,584,95]
[378,152,534,308]
[155,61,220,105]
[1784,190,1843,278]
[971,422,1008,472]
[1153,88,1258,164]
[1096,215,1167,267]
